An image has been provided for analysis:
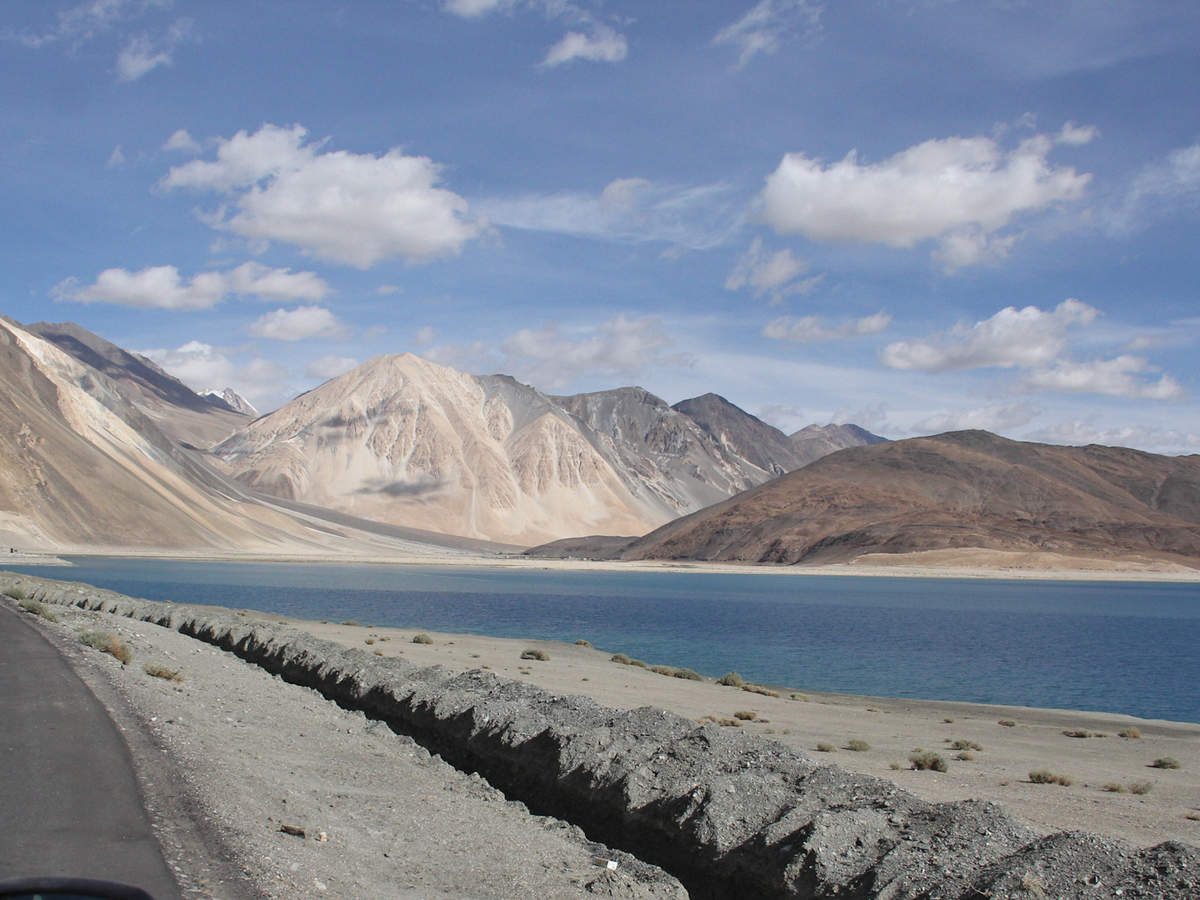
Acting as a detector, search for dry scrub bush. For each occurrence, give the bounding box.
[610,653,631,664]
[4,587,28,600]
[18,598,59,623]
[717,671,744,687]
[520,648,550,661]
[742,684,780,698]
[574,639,591,647]
[949,739,983,751]
[412,633,434,645]
[1129,781,1153,795]
[845,739,870,752]
[1103,783,1126,793]
[1118,727,1142,739]
[1028,769,1072,786]
[733,710,758,721]
[815,742,836,753]
[909,752,948,772]
[79,630,132,665]
[955,751,975,761]
[143,662,183,681]
[1063,729,1105,739]
[998,719,1016,727]
[1150,757,1181,769]
[673,667,702,681]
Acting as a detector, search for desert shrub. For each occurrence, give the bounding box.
[949,739,983,751]
[341,620,359,626]
[1028,769,1072,786]
[520,648,549,661]
[629,659,649,668]
[742,684,780,698]
[673,667,702,681]
[700,715,741,727]
[910,752,948,772]
[610,653,631,664]
[79,630,132,665]
[1128,781,1153,795]
[1062,730,1101,739]
[815,742,835,753]
[17,598,60,623]
[412,633,434,645]
[364,638,375,645]
[717,671,744,687]
[955,751,975,761]
[998,719,1016,727]
[733,710,758,721]
[143,662,183,681]
[1102,783,1126,793]
[574,639,591,647]
[845,739,870,752]
[1118,727,1142,739]
[650,664,676,676]
[1150,757,1181,769]
[4,587,27,600]
[943,717,955,723]
[789,693,809,702]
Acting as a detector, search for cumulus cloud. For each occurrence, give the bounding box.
[713,0,823,68]
[760,129,1093,268]
[725,238,820,303]
[763,312,891,343]
[499,315,691,389]
[163,128,200,153]
[1026,421,1200,453]
[881,299,1097,371]
[305,354,359,380]
[52,262,329,309]
[542,26,627,66]
[480,177,742,251]
[140,340,237,389]
[161,124,481,268]
[248,306,349,342]
[913,402,1041,435]
[1024,356,1182,400]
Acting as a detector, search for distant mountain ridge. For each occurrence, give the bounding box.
[202,387,259,418]
[578,430,1200,567]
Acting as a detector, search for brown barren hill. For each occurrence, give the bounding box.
[617,430,1200,566]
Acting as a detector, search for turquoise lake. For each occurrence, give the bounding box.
[10,557,1199,723]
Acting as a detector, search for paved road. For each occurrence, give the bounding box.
[0,603,180,898]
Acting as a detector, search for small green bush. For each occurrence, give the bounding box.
[673,667,703,681]
[1150,757,1181,769]
[18,598,60,623]
[79,630,132,665]
[412,633,434,645]
[845,739,870,752]
[716,671,744,687]
[910,752,948,772]
[4,587,27,601]
[520,648,549,661]
[1028,769,1072,786]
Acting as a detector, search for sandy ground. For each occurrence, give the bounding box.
[13,599,684,899]
[281,618,1200,850]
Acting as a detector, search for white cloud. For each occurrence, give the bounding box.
[764,312,891,343]
[542,26,627,66]
[305,355,359,380]
[248,306,350,342]
[115,18,191,81]
[881,299,1098,371]
[499,315,691,389]
[106,145,126,168]
[442,0,513,16]
[140,340,237,389]
[725,237,820,302]
[161,124,481,268]
[1024,355,1183,400]
[713,0,822,68]
[415,326,436,346]
[225,262,329,302]
[760,129,1093,267]
[1025,421,1200,453]
[1106,142,1200,233]
[913,402,1040,435]
[163,128,200,153]
[52,262,330,309]
[12,0,165,49]
[480,178,742,251]
[53,265,226,310]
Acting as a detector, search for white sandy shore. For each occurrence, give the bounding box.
[13,544,1200,582]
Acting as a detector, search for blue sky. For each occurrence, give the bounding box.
[4,0,1199,452]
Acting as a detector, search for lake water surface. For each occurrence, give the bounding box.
[11,557,1199,723]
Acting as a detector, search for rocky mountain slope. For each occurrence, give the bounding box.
[214,358,825,546]
[790,422,888,467]
[202,387,259,418]
[0,317,489,556]
[27,321,247,448]
[549,430,1200,566]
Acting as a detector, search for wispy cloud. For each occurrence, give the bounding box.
[725,237,820,304]
[442,0,628,68]
[713,0,823,68]
[764,312,891,343]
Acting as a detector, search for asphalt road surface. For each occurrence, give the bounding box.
[0,603,181,898]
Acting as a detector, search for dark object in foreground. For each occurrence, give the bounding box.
[0,877,154,899]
